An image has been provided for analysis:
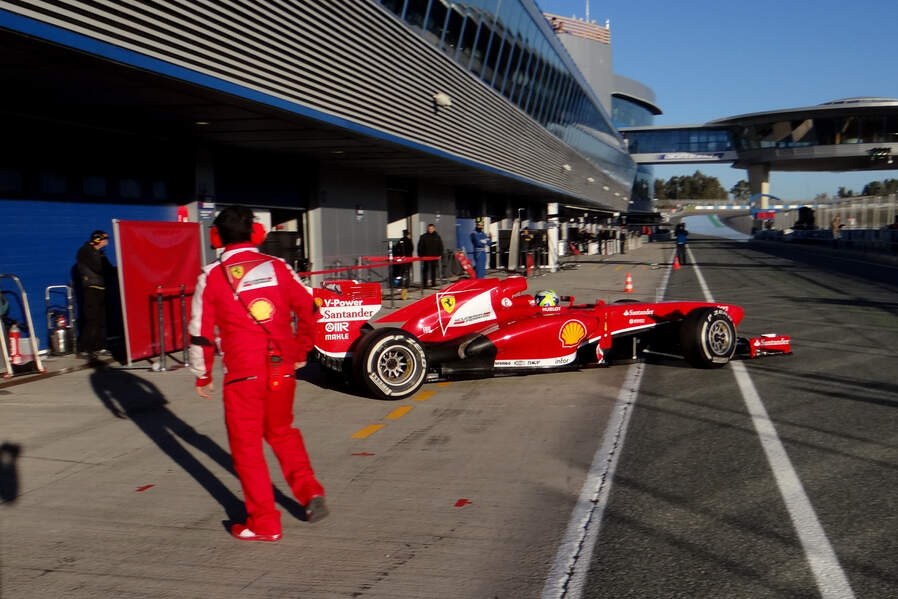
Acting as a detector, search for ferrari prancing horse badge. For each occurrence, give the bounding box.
[440,295,456,314]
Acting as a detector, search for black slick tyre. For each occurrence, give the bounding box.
[353,328,427,400]
[679,307,736,368]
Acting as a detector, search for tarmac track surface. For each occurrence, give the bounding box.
[1,238,896,598]
[577,238,898,599]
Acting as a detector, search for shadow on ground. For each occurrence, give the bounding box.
[88,364,308,522]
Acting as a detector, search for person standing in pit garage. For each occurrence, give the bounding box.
[417,223,444,288]
[189,205,328,542]
[392,229,414,291]
[470,218,492,279]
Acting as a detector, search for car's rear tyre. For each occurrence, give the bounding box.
[353,328,427,400]
[680,307,736,368]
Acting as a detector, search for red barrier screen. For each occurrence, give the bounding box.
[114,220,201,363]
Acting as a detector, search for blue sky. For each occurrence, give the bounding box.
[539,0,898,201]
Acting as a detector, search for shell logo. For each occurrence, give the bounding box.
[559,319,587,348]
[248,298,276,323]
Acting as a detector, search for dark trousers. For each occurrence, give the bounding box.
[391,264,410,288]
[422,259,438,286]
[80,286,106,352]
[676,243,687,265]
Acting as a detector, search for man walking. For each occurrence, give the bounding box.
[189,206,327,542]
[417,223,443,288]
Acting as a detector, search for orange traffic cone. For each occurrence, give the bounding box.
[673,256,681,270]
[624,272,634,293]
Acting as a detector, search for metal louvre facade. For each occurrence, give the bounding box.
[0,0,634,207]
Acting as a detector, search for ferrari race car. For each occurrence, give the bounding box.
[312,277,790,400]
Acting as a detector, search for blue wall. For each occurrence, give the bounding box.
[1,198,175,351]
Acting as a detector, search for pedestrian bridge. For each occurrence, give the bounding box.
[621,126,739,165]
[620,98,898,208]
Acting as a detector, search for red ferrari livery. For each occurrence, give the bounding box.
[312,277,789,400]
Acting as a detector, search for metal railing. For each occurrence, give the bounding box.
[756,194,898,257]
[1,274,46,378]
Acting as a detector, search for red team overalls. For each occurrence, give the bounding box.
[189,243,324,536]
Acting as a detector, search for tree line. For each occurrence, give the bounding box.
[652,171,729,201]
[653,172,898,203]
[826,178,898,200]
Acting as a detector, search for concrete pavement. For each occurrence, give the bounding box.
[1,240,677,599]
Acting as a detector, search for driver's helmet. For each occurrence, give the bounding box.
[534,289,560,307]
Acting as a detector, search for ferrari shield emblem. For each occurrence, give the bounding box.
[229,265,245,280]
[440,295,456,314]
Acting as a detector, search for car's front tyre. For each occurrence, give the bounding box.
[680,307,736,368]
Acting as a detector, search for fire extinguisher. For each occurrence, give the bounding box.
[8,322,22,365]
[50,314,68,356]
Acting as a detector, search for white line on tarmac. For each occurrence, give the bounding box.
[688,245,856,599]
[542,253,675,599]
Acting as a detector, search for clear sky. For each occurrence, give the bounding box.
[539,0,898,201]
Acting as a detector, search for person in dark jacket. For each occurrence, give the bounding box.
[76,230,112,357]
[391,229,413,290]
[417,223,444,287]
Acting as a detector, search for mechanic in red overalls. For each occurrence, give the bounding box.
[189,205,327,542]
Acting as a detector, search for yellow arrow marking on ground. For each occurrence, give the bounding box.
[614,265,625,271]
[351,424,384,439]
[413,390,436,401]
[386,406,413,420]
[436,382,452,387]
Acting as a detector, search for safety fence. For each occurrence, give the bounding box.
[775,194,898,231]
[754,227,898,257]
[300,255,445,308]
[561,230,645,262]
[760,194,898,257]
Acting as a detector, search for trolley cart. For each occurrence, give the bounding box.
[152,284,192,372]
[45,284,77,356]
[1,274,46,379]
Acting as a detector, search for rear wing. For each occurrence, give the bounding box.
[313,280,382,359]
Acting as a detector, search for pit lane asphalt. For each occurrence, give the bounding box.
[1,239,676,599]
[578,237,898,599]
[5,236,895,599]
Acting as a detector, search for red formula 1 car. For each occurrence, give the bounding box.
[312,277,790,400]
